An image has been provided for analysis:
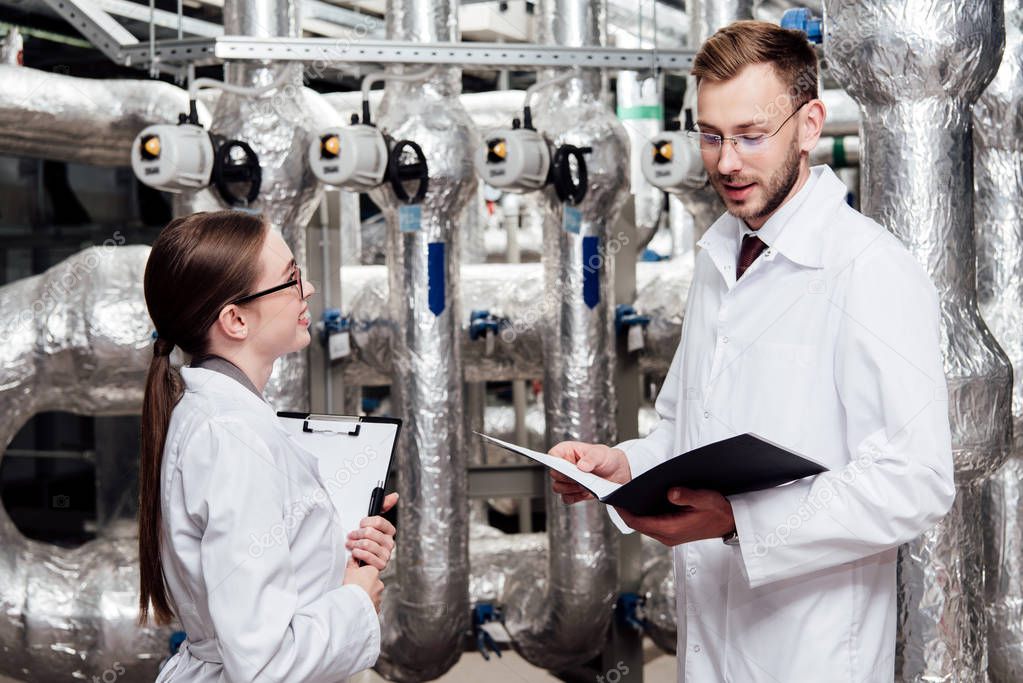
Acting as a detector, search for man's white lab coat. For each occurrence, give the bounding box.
[616,166,955,682]
[155,367,380,683]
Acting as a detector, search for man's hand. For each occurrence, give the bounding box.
[616,487,735,546]
[548,441,632,504]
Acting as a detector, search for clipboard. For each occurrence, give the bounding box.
[277,412,401,564]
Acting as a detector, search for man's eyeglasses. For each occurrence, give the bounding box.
[231,266,303,306]
[686,100,809,154]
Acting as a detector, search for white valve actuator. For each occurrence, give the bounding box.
[475,128,550,192]
[131,123,215,193]
[309,125,388,191]
[640,131,707,192]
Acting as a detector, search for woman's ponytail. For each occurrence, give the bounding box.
[138,338,182,625]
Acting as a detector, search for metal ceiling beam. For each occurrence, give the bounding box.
[120,36,695,70]
[93,0,222,37]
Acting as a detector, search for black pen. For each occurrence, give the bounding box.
[358,480,386,567]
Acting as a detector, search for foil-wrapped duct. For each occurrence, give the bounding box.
[174,0,338,412]
[339,260,691,386]
[496,0,630,670]
[0,64,209,166]
[366,0,478,677]
[0,246,168,682]
[974,1,1023,679]
[466,527,679,658]
[824,1,1012,679]
[639,536,677,654]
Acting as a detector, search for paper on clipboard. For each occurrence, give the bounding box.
[277,412,401,565]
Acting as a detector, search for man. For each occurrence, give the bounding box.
[550,20,955,682]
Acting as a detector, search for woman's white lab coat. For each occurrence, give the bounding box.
[154,366,379,683]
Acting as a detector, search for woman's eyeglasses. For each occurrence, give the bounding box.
[231,266,303,306]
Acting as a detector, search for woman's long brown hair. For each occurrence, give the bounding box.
[139,210,267,625]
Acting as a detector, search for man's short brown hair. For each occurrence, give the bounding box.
[691,20,819,104]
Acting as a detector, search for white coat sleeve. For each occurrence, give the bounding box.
[180,417,380,683]
[727,243,956,589]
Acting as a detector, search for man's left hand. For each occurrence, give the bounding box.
[616,487,736,546]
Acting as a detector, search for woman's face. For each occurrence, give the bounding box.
[243,229,316,358]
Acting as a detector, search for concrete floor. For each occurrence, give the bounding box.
[0,642,677,682]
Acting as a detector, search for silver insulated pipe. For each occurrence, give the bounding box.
[824,2,1012,680]
[337,260,692,386]
[975,0,1023,679]
[0,63,209,166]
[0,246,167,682]
[499,0,630,670]
[174,0,337,411]
[366,0,477,678]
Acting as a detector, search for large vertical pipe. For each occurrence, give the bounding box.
[174,0,336,410]
[367,0,477,678]
[500,0,630,669]
[824,2,1012,679]
[975,1,1023,680]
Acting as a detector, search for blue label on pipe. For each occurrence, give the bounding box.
[563,206,582,234]
[399,205,422,233]
[582,235,600,310]
[428,242,446,316]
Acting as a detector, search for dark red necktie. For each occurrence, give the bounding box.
[736,233,768,280]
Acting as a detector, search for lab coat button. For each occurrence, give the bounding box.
[693,645,701,653]
[689,567,697,576]
[703,411,710,419]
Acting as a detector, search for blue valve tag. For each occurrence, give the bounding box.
[399,204,422,233]
[428,242,446,316]
[582,235,600,309]
[562,205,582,234]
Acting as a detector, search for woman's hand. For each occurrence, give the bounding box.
[343,560,384,612]
[345,492,398,571]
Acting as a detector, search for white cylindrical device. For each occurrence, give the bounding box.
[309,125,389,191]
[640,131,707,192]
[131,123,215,193]
[475,128,550,192]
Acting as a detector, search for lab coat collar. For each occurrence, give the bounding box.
[697,165,848,280]
[180,366,275,420]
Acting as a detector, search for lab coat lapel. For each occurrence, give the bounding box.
[697,213,742,289]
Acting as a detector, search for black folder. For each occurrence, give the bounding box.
[478,432,828,518]
[604,433,828,516]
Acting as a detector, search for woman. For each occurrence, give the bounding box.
[139,210,396,682]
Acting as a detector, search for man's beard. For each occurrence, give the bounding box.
[713,142,801,223]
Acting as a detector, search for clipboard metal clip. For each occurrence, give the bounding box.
[303,415,361,437]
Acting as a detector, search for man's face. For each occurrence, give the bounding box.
[696,63,810,227]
